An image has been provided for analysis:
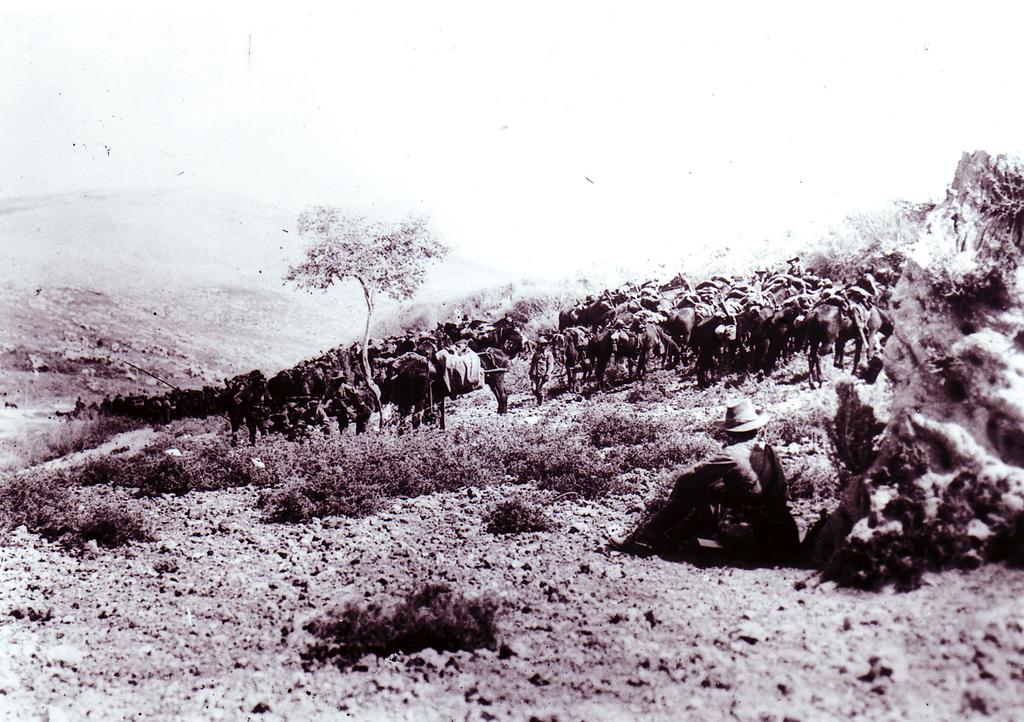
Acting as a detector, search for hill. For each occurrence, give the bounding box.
[0,188,525,405]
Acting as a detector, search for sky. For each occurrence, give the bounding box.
[2,2,1023,279]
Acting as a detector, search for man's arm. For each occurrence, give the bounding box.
[667,452,738,500]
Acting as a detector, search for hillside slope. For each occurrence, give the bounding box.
[0,188,523,404]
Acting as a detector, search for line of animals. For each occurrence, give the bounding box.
[100,258,892,445]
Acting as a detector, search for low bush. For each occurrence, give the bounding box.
[262,411,729,520]
[75,455,133,486]
[804,203,922,288]
[302,583,499,669]
[608,429,718,473]
[583,408,661,448]
[134,455,192,497]
[73,502,151,548]
[483,498,552,534]
[0,472,150,548]
[186,443,278,490]
[762,403,832,449]
[500,428,620,498]
[625,384,671,404]
[259,431,496,522]
[0,471,76,540]
[258,481,319,524]
[67,440,280,497]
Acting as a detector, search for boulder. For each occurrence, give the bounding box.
[819,151,1024,590]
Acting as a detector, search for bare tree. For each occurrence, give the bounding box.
[285,208,449,429]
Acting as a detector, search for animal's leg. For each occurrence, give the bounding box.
[247,415,258,446]
[489,376,509,414]
[439,397,446,430]
[852,336,863,374]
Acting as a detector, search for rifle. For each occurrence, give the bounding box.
[119,359,231,423]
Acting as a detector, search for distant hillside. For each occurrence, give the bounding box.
[0,188,526,404]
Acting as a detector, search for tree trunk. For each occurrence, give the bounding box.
[358,280,384,430]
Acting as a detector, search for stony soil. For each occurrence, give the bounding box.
[2,363,1023,721]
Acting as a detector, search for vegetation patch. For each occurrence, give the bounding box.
[302,583,498,669]
[500,430,620,498]
[5,416,141,469]
[607,429,718,473]
[73,502,151,548]
[584,407,661,448]
[822,455,1024,591]
[66,440,280,497]
[258,432,492,522]
[827,381,885,475]
[0,471,150,548]
[483,497,552,535]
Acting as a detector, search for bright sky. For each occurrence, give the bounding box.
[2,2,1023,278]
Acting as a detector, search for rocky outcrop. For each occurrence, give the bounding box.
[819,151,1024,590]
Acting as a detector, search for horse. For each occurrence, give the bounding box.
[802,304,862,388]
[689,316,737,388]
[381,347,510,430]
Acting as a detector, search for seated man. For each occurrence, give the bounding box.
[610,399,799,562]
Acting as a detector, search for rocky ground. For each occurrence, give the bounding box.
[2,362,1023,721]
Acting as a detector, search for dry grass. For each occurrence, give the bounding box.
[3,415,141,470]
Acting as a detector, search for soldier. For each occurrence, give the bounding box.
[303,399,332,437]
[610,399,799,562]
[529,336,555,406]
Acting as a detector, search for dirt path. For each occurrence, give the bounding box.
[35,427,158,471]
[1,480,1021,721]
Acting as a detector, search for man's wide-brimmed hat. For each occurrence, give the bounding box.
[720,398,770,433]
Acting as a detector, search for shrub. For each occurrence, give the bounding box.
[72,503,151,548]
[978,158,1024,246]
[302,583,498,669]
[186,443,278,490]
[134,456,192,497]
[259,431,495,522]
[0,472,150,549]
[500,429,619,498]
[258,482,319,523]
[483,498,552,534]
[71,440,281,497]
[74,455,132,486]
[608,429,718,473]
[804,203,923,288]
[625,384,670,404]
[827,381,885,475]
[762,403,832,449]
[583,408,660,448]
[0,471,76,540]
